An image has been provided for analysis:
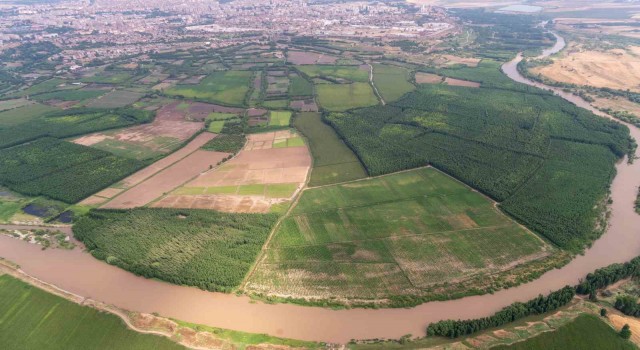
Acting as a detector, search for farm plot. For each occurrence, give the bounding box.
[153,130,311,213]
[245,167,554,301]
[287,51,339,65]
[293,112,366,186]
[73,101,204,160]
[165,70,253,106]
[0,103,56,128]
[297,65,369,83]
[85,89,144,108]
[101,147,228,209]
[0,275,185,350]
[315,82,378,111]
[372,64,415,102]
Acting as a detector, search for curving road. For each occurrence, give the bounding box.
[1,33,640,344]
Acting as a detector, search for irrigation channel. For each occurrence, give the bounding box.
[1,32,640,344]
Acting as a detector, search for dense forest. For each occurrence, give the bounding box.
[327,80,629,251]
[73,208,279,292]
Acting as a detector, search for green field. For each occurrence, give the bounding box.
[246,167,553,301]
[293,112,366,186]
[165,70,252,106]
[0,103,57,127]
[297,65,369,83]
[262,99,289,109]
[494,314,635,350]
[85,90,144,108]
[208,120,226,132]
[289,74,314,96]
[0,98,33,112]
[31,88,106,102]
[269,111,292,126]
[0,275,184,350]
[372,64,415,102]
[81,71,133,84]
[73,208,279,292]
[328,82,628,251]
[315,82,378,111]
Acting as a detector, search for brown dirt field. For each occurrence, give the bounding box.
[73,101,204,152]
[247,108,268,117]
[156,131,310,213]
[290,100,318,112]
[609,314,640,346]
[591,95,640,116]
[531,47,640,92]
[79,195,108,206]
[94,187,123,199]
[438,54,480,67]
[152,82,173,90]
[415,72,443,84]
[287,51,338,65]
[101,133,215,190]
[444,77,481,88]
[103,149,229,209]
[189,101,244,117]
[152,195,275,213]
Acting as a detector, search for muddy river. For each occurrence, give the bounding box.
[1,33,639,344]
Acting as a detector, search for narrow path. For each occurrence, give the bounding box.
[368,63,386,105]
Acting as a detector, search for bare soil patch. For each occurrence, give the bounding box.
[187,102,244,121]
[531,47,640,92]
[415,72,444,84]
[102,149,229,209]
[290,99,318,112]
[444,77,481,88]
[287,51,338,65]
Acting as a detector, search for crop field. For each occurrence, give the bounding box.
[74,208,279,291]
[0,103,56,127]
[85,90,145,108]
[81,133,216,207]
[165,70,252,106]
[73,101,204,160]
[31,88,107,102]
[154,130,310,213]
[201,134,246,153]
[245,167,554,300]
[80,71,134,84]
[287,51,338,65]
[293,112,366,186]
[0,107,154,149]
[0,98,33,112]
[268,111,292,126]
[0,275,185,350]
[101,148,228,209]
[493,314,635,350]
[297,65,369,82]
[0,138,145,203]
[372,64,415,102]
[315,82,378,111]
[327,82,630,251]
[289,74,314,97]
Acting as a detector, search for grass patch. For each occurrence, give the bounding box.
[0,103,57,128]
[207,112,238,121]
[0,275,184,350]
[372,64,415,102]
[247,167,553,301]
[266,183,298,198]
[293,112,366,186]
[208,120,226,133]
[268,111,292,126]
[316,82,378,111]
[298,65,369,83]
[262,99,289,109]
[73,208,278,292]
[85,90,144,108]
[165,70,252,106]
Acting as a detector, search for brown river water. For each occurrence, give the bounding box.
[1,34,639,343]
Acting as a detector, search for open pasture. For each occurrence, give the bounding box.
[0,98,33,112]
[153,130,310,213]
[73,101,204,160]
[85,89,144,108]
[372,64,415,102]
[0,275,185,350]
[297,65,369,83]
[315,82,378,111]
[246,167,554,300]
[415,72,444,84]
[165,70,252,106]
[293,112,366,186]
[0,103,56,128]
[268,111,292,126]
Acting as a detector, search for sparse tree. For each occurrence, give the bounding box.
[600,308,607,317]
[620,324,631,340]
